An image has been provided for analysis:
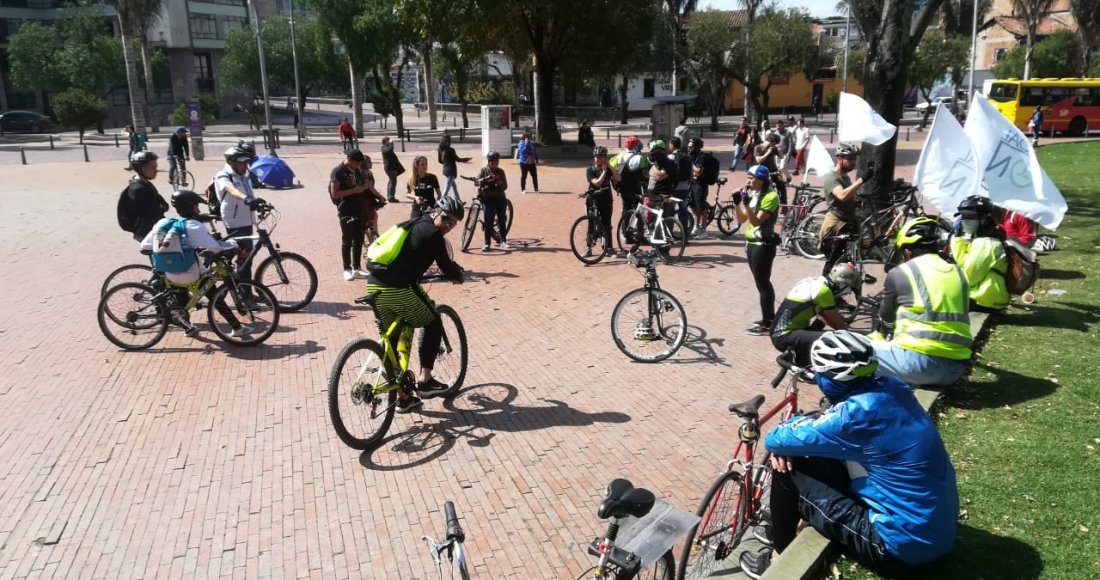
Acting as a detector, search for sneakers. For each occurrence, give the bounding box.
[343,269,355,282]
[396,395,423,413]
[387,196,398,203]
[582,247,593,258]
[353,268,369,279]
[230,324,255,338]
[747,323,772,336]
[172,309,199,337]
[481,244,490,252]
[695,228,711,240]
[499,241,511,250]
[417,378,451,398]
[739,547,773,579]
[752,524,773,547]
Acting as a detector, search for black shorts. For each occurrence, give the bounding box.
[688,183,709,209]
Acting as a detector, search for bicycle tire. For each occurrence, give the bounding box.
[681,212,696,238]
[678,471,747,580]
[616,214,636,253]
[97,282,168,350]
[423,305,468,397]
[255,251,318,312]
[569,215,609,265]
[611,287,687,363]
[207,282,281,346]
[657,218,686,265]
[460,203,479,252]
[611,549,675,580]
[503,198,514,236]
[792,212,826,260]
[328,338,397,449]
[716,205,740,236]
[180,171,196,189]
[101,263,155,297]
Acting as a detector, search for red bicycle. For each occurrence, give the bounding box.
[677,353,813,579]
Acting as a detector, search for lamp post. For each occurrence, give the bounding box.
[288,0,305,141]
[842,7,851,94]
[248,0,276,154]
[967,0,979,106]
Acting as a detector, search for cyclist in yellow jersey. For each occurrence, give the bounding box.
[736,165,781,335]
[949,195,1009,311]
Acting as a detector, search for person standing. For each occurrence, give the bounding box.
[117,151,169,241]
[609,136,649,227]
[731,118,750,171]
[819,143,871,276]
[381,136,405,202]
[329,149,373,281]
[673,118,690,143]
[754,132,786,204]
[517,134,540,193]
[406,155,442,220]
[587,146,619,257]
[793,118,811,182]
[167,127,190,185]
[476,151,510,251]
[1029,105,1043,147]
[438,135,469,201]
[736,165,781,335]
[214,145,261,289]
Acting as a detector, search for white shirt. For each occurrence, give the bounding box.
[215,165,255,229]
[795,126,811,150]
[141,217,239,283]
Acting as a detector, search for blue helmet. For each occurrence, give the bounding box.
[176,126,188,133]
[746,164,770,181]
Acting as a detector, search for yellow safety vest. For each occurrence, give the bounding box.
[893,254,973,360]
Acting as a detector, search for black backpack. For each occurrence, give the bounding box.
[117,187,137,233]
[699,153,720,186]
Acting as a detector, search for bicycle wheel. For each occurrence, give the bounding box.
[681,212,696,238]
[101,263,155,297]
[503,198,514,235]
[419,305,468,397]
[678,471,748,580]
[716,205,741,236]
[611,549,675,580]
[460,204,479,252]
[255,251,318,312]
[569,215,609,265]
[207,282,280,346]
[611,288,687,363]
[328,338,397,449]
[656,218,686,265]
[616,215,638,253]
[97,282,168,350]
[792,212,826,259]
[179,171,196,189]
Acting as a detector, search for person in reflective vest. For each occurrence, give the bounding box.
[949,195,1009,311]
[870,217,972,386]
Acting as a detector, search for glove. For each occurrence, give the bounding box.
[861,166,875,183]
[244,197,257,207]
[731,191,743,204]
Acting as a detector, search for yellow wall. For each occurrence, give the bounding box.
[723,73,864,111]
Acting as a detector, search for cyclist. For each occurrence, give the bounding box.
[769,262,862,366]
[949,195,1009,311]
[167,126,190,185]
[118,151,170,241]
[365,197,466,413]
[330,149,373,281]
[669,137,693,234]
[358,153,387,240]
[871,217,972,386]
[214,145,264,289]
[644,139,676,209]
[736,165,781,336]
[586,146,619,257]
[476,151,510,252]
[609,136,649,225]
[819,142,872,276]
[141,190,252,338]
[747,331,958,578]
[686,137,712,239]
[406,155,442,220]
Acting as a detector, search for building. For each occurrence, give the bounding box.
[973,0,1077,85]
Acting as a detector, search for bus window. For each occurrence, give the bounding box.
[1047,87,1071,104]
[988,83,1018,103]
[1085,88,1100,107]
[1021,87,1047,107]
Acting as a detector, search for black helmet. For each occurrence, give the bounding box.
[688,137,704,149]
[486,150,501,161]
[593,146,608,157]
[956,194,994,217]
[171,189,206,218]
[437,195,465,220]
[130,150,158,170]
[224,145,252,164]
[236,140,257,159]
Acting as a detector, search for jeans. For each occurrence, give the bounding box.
[731,143,744,170]
[386,172,399,200]
[748,243,777,325]
[482,197,508,246]
[869,339,969,387]
[520,163,539,191]
[442,176,460,201]
[167,155,183,182]
[339,215,366,270]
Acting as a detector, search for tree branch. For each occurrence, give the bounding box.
[910,0,946,46]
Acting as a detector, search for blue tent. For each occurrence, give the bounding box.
[250,155,296,189]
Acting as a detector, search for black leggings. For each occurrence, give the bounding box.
[520,163,539,191]
[771,326,826,368]
[482,197,508,245]
[339,215,366,270]
[592,193,614,242]
[747,243,777,325]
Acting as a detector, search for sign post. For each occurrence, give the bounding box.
[187,100,205,161]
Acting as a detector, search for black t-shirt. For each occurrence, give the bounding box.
[408,173,441,207]
[122,179,169,238]
[367,216,464,287]
[647,156,677,202]
[587,165,613,195]
[330,163,366,217]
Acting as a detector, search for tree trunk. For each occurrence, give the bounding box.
[140,42,158,132]
[391,68,406,138]
[349,60,362,134]
[457,67,470,128]
[535,57,561,144]
[1024,27,1035,79]
[620,74,629,125]
[118,25,146,131]
[710,69,720,131]
[671,28,679,97]
[424,44,437,130]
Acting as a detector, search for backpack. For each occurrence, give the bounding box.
[699,152,720,186]
[117,188,137,233]
[366,219,414,269]
[1001,237,1040,295]
[150,218,197,274]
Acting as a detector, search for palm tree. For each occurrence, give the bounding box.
[1069,0,1100,75]
[661,0,698,97]
[111,0,162,131]
[1013,0,1056,79]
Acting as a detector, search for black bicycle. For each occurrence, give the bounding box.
[610,251,688,362]
[459,175,514,252]
[683,177,741,237]
[570,188,615,265]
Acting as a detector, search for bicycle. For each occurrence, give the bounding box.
[422,501,471,580]
[167,154,195,190]
[582,478,686,579]
[678,353,812,579]
[615,197,687,265]
[570,188,617,264]
[610,251,687,363]
[777,183,823,256]
[689,177,742,237]
[230,200,318,312]
[458,175,514,252]
[97,250,280,350]
[327,275,469,449]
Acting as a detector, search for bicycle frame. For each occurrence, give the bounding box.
[629,201,675,246]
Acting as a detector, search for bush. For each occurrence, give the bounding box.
[166,93,220,127]
[51,89,107,141]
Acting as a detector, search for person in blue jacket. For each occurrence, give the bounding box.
[740,330,959,578]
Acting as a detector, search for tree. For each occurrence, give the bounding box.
[662,0,699,96]
[722,8,816,124]
[51,89,107,143]
[685,11,736,131]
[940,0,993,37]
[1013,0,1056,80]
[991,29,1082,78]
[736,0,766,121]
[1070,0,1100,75]
[111,0,162,131]
[908,28,970,127]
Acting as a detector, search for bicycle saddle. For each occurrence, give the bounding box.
[717,177,728,186]
[729,394,766,418]
[598,479,656,520]
[353,292,379,309]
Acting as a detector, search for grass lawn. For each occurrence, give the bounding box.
[833,141,1100,580]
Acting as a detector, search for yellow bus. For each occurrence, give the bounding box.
[983,78,1100,136]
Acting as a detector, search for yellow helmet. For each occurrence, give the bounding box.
[895,217,944,251]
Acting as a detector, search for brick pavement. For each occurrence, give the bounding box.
[0,139,932,578]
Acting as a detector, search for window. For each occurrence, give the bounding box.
[1020,87,1047,107]
[221,16,247,37]
[987,83,1018,103]
[1046,87,1070,104]
[1087,88,1100,107]
[993,48,1007,62]
[190,14,217,39]
[194,53,213,80]
[643,78,655,98]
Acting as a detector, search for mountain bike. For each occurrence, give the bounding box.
[690,177,741,237]
[611,251,687,363]
[777,183,823,256]
[570,188,615,265]
[616,197,687,265]
[231,200,318,312]
[459,175,514,252]
[167,155,195,190]
[97,250,280,350]
[423,501,471,580]
[327,275,469,449]
[678,352,811,579]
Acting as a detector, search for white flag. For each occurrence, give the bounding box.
[913,106,980,216]
[837,92,897,146]
[964,93,1068,230]
[804,135,834,178]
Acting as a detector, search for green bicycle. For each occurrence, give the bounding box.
[327,289,469,450]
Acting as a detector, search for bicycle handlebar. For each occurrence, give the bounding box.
[444,501,465,543]
[772,352,812,388]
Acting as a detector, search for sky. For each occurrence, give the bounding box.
[701,0,842,18]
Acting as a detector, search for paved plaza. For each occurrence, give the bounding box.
[0,129,931,578]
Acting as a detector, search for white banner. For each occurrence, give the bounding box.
[804,135,834,179]
[913,106,980,216]
[837,92,897,146]
[964,93,1068,230]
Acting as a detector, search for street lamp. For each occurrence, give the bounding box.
[288,0,305,141]
[967,0,979,107]
[842,8,851,94]
[247,0,276,155]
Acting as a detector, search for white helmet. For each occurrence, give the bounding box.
[810,331,878,382]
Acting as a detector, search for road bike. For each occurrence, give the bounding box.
[678,353,811,579]
[231,200,318,312]
[570,188,615,265]
[689,177,742,237]
[777,183,823,256]
[616,197,687,265]
[611,251,687,363]
[97,251,280,350]
[423,501,471,580]
[459,175,514,252]
[327,276,468,449]
[167,155,196,190]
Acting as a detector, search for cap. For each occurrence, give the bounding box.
[746,164,770,181]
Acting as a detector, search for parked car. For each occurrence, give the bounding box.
[0,110,54,133]
[915,96,953,113]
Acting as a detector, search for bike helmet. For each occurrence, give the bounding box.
[224,145,252,164]
[437,195,465,221]
[486,150,501,161]
[827,262,862,296]
[623,136,642,152]
[236,140,257,160]
[648,139,667,152]
[129,150,158,169]
[688,137,704,149]
[810,330,878,382]
[746,164,770,182]
[835,142,860,157]
[593,146,608,157]
[171,189,206,218]
[955,194,994,217]
[896,216,945,251]
[175,126,188,133]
